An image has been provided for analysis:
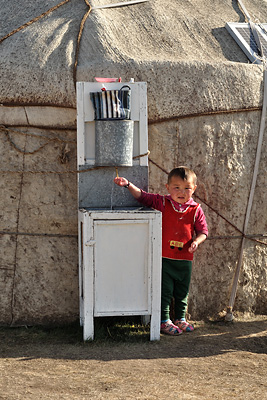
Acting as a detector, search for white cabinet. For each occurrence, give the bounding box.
[77,81,162,341]
[79,209,162,341]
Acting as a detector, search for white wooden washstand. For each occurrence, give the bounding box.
[77,81,162,341]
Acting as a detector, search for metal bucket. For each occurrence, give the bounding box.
[95,120,134,166]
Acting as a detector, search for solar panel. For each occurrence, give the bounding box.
[225,22,267,64]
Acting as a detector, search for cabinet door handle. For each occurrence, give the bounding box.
[85,240,96,246]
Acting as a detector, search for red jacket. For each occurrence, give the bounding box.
[138,191,208,260]
[162,197,200,261]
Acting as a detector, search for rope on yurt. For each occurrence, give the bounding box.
[0,0,150,91]
[1,103,263,157]
[1,126,75,155]
[1,116,267,248]
[0,0,71,45]
[0,0,90,91]
[73,0,150,88]
[73,0,92,90]
[147,159,267,248]
[0,123,266,246]
[148,106,262,125]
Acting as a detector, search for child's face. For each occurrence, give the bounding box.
[166,176,197,204]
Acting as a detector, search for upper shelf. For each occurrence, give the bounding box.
[76,81,148,167]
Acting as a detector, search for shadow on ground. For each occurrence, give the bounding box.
[0,316,266,362]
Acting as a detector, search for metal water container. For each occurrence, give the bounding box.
[95,120,134,166]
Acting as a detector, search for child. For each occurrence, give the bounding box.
[114,166,208,336]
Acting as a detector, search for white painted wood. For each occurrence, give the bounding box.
[82,212,95,341]
[94,219,150,315]
[77,82,148,166]
[132,122,140,166]
[225,22,267,65]
[79,209,162,341]
[92,0,149,10]
[150,212,162,341]
[84,122,95,166]
[141,315,150,325]
[139,83,149,166]
[76,82,86,166]
[78,212,84,326]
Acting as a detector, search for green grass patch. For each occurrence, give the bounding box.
[93,316,150,343]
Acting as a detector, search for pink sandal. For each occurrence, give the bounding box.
[160,320,183,335]
[174,319,194,332]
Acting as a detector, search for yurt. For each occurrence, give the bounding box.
[0,0,266,326]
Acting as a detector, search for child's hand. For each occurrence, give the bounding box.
[188,241,198,253]
[114,176,128,187]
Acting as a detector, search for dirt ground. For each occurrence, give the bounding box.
[0,315,266,400]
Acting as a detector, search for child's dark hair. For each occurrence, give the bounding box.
[168,166,197,185]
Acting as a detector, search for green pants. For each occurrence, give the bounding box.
[161,258,192,321]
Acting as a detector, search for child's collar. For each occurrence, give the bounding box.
[166,195,198,206]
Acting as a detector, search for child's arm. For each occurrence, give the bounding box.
[114,177,141,200]
[188,233,207,253]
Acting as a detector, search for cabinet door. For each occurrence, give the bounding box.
[94,219,151,315]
